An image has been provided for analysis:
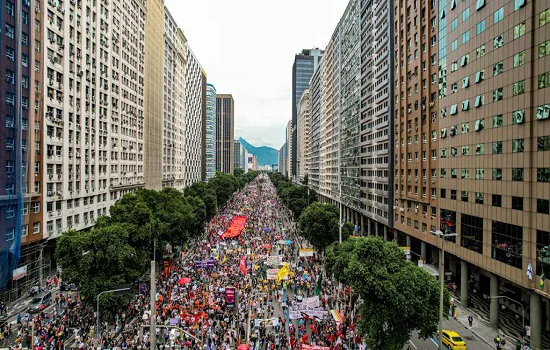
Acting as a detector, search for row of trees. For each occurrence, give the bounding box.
[268,172,448,349]
[55,170,259,307]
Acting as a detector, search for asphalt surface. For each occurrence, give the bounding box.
[405,318,492,350]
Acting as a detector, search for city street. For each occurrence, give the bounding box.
[406,319,493,350]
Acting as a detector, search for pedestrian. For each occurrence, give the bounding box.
[468,314,473,327]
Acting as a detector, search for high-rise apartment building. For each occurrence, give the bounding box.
[286,120,293,178]
[205,83,216,180]
[291,48,323,181]
[278,144,286,176]
[162,9,187,190]
[144,0,164,190]
[308,68,322,192]
[182,46,205,185]
[0,0,45,293]
[215,94,234,174]
[296,88,310,184]
[233,140,248,173]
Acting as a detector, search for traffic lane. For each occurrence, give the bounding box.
[406,318,492,350]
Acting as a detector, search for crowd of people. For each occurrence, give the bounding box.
[2,174,364,349]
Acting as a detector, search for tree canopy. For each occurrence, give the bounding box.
[325,237,450,349]
[298,202,353,251]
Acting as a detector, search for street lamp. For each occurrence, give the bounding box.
[96,287,130,345]
[490,295,525,336]
[432,230,458,350]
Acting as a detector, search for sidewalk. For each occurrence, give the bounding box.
[454,300,517,349]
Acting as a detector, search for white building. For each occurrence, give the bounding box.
[162,9,187,189]
[43,0,147,238]
[296,89,310,184]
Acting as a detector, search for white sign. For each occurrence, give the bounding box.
[288,305,328,320]
[302,296,320,308]
[12,265,27,280]
[254,318,279,327]
[266,255,284,266]
[299,248,315,257]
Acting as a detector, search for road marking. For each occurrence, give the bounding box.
[408,340,418,349]
[429,337,439,347]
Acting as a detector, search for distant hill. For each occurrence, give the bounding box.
[238,137,278,167]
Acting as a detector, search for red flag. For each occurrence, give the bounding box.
[239,255,247,275]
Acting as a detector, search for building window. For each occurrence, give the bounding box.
[494,35,504,49]
[476,20,486,35]
[538,136,550,151]
[512,139,524,153]
[512,197,524,211]
[494,7,504,23]
[512,168,524,181]
[461,169,469,179]
[33,222,40,234]
[514,0,526,11]
[493,168,502,181]
[6,206,15,219]
[537,104,550,120]
[513,81,525,96]
[492,142,503,154]
[475,70,485,83]
[475,143,485,155]
[440,210,457,241]
[536,230,550,276]
[462,31,470,44]
[451,40,458,52]
[462,146,470,156]
[441,189,446,198]
[33,201,40,213]
[451,168,458,178]
[476,0,485,10]
[462,214,483,254]
[513,51,526,67]
[6,228,15,241]
[475,94,484,107]
[537,199,550,214]
[493,114,503,128]
[540,40,550,57]
[21,225,28,237]
[493,88,503,102]
[5,23,15,38]
[538,72,550,89]
[493,62,504,76]
[22,10,28,24]
[451,18,458,31]
[5,46,15,61]
[492,221,522,269]
[537,168,550,182]
[541,9,550,27]
[462,8,470,22]
[514,22,526,39]
[475,192,484,205]
[476,44,486,58]
[5,1,14,16]
[461,191,469,202]
[475,168,485,180]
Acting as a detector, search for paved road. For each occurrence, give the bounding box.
[405,318,492,350]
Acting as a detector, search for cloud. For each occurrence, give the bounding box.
[165,0,349,148]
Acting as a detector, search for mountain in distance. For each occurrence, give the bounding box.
[238,137,278,167]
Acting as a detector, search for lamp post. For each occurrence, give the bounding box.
[96,287,131,346]
[432,230,458,350]
[490,295,525,336]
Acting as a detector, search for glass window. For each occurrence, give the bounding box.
[475,143,485,155]
[475,94,484,106]
[541,9,550,27]
[451,40,458,52]
[538,136,550,151]
[451,18,458,31]
[462,214,483,253]
[538,199,550,214]
[514,0,526,11]
[538,72,550,89]
[462,31,470,44]
[513,81,525,96]
[537,168,550,182]
[512,168,524,181]
[5,46,15,61]
[494,7,504,23]
[461,191,469,202]
[514,22,526,39]
[512,109,525,124]
[476,0,485,11]
[492,142,503,154]
[463,77,470,88]
[513,51,526,67]
[537,104,550,120]
[462,146,470,156]
[476,44,486,58]
[476,20,486,35]
[540,40,550,57]
[494,35,504,49]
[5,1,14,16]
[493,168,502,180]
[512,139,524,153]
[492,221,523,269]
[493,61,504,76]
[451,168,458,178]
[474,119,484,131]
[512,197,524,211]
[462,100,469,111]
[462,123,469,134]
[475,168,484,180]
[492,194,502,207]
[493,114,503,128]
[536,230,550,277]
[5,23,15,38]
[462,8,470,22]
[461,169,469,179]
[475,193,484,205]
[450,104,457,115]
[475,70,485,83]
[493,88,503,102]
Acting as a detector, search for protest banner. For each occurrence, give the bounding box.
[288,305,328,320]
[299,248,315,257]
[254,317,279,328]
[301,296,320,308]
[266,255,284,266]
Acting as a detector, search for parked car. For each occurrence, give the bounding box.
[60,282,77,291]
[440,329,467,350]
[28,291,52,313]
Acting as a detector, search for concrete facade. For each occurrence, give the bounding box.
[215,94,234,175]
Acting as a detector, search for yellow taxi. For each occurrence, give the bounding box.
[441,330,467,350]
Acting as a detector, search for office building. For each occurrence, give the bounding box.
[205,84,217,180]
[308,68,322,191]
[215,94,234,174]
[296,89,310,184]
[0,0,45,294]
[248,155,258,171]
[291,48,323,181]
[278,143,286,176]
[182,47,205,185]
[144,0,165,190]
[162,10,187,190]
[233,140,248,173]
[286,120,293,178]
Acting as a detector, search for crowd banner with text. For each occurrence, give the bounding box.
[301,296,320,308]
[253,318,279,327]
[266,255,284,266]
[288,305,328,320]
[299,248,314,257]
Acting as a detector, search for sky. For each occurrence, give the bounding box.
[164,0,349,150]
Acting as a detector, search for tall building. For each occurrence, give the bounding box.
[162,10,187,190]
[144,0,165,190]
[0,0,44,293]
[182,47,205,185]
[248,155,258,171]
[286,120,293,178]
[215,94,234,174]
[233,140,248,173]
[308,68,323,191]
[296,89,310,183]
[205,84,217,180]
[291,48,323,181]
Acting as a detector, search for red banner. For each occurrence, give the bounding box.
[220,216,247,239]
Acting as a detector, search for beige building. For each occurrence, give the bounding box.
[144,0,165,190]
[296,89,311,183]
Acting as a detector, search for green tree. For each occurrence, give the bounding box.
[298,202,353,251]
[325,237,449,349]
[234,168,245,177]
[184,181,218,220]
[208,172,238,208]
[186,196,206,238]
